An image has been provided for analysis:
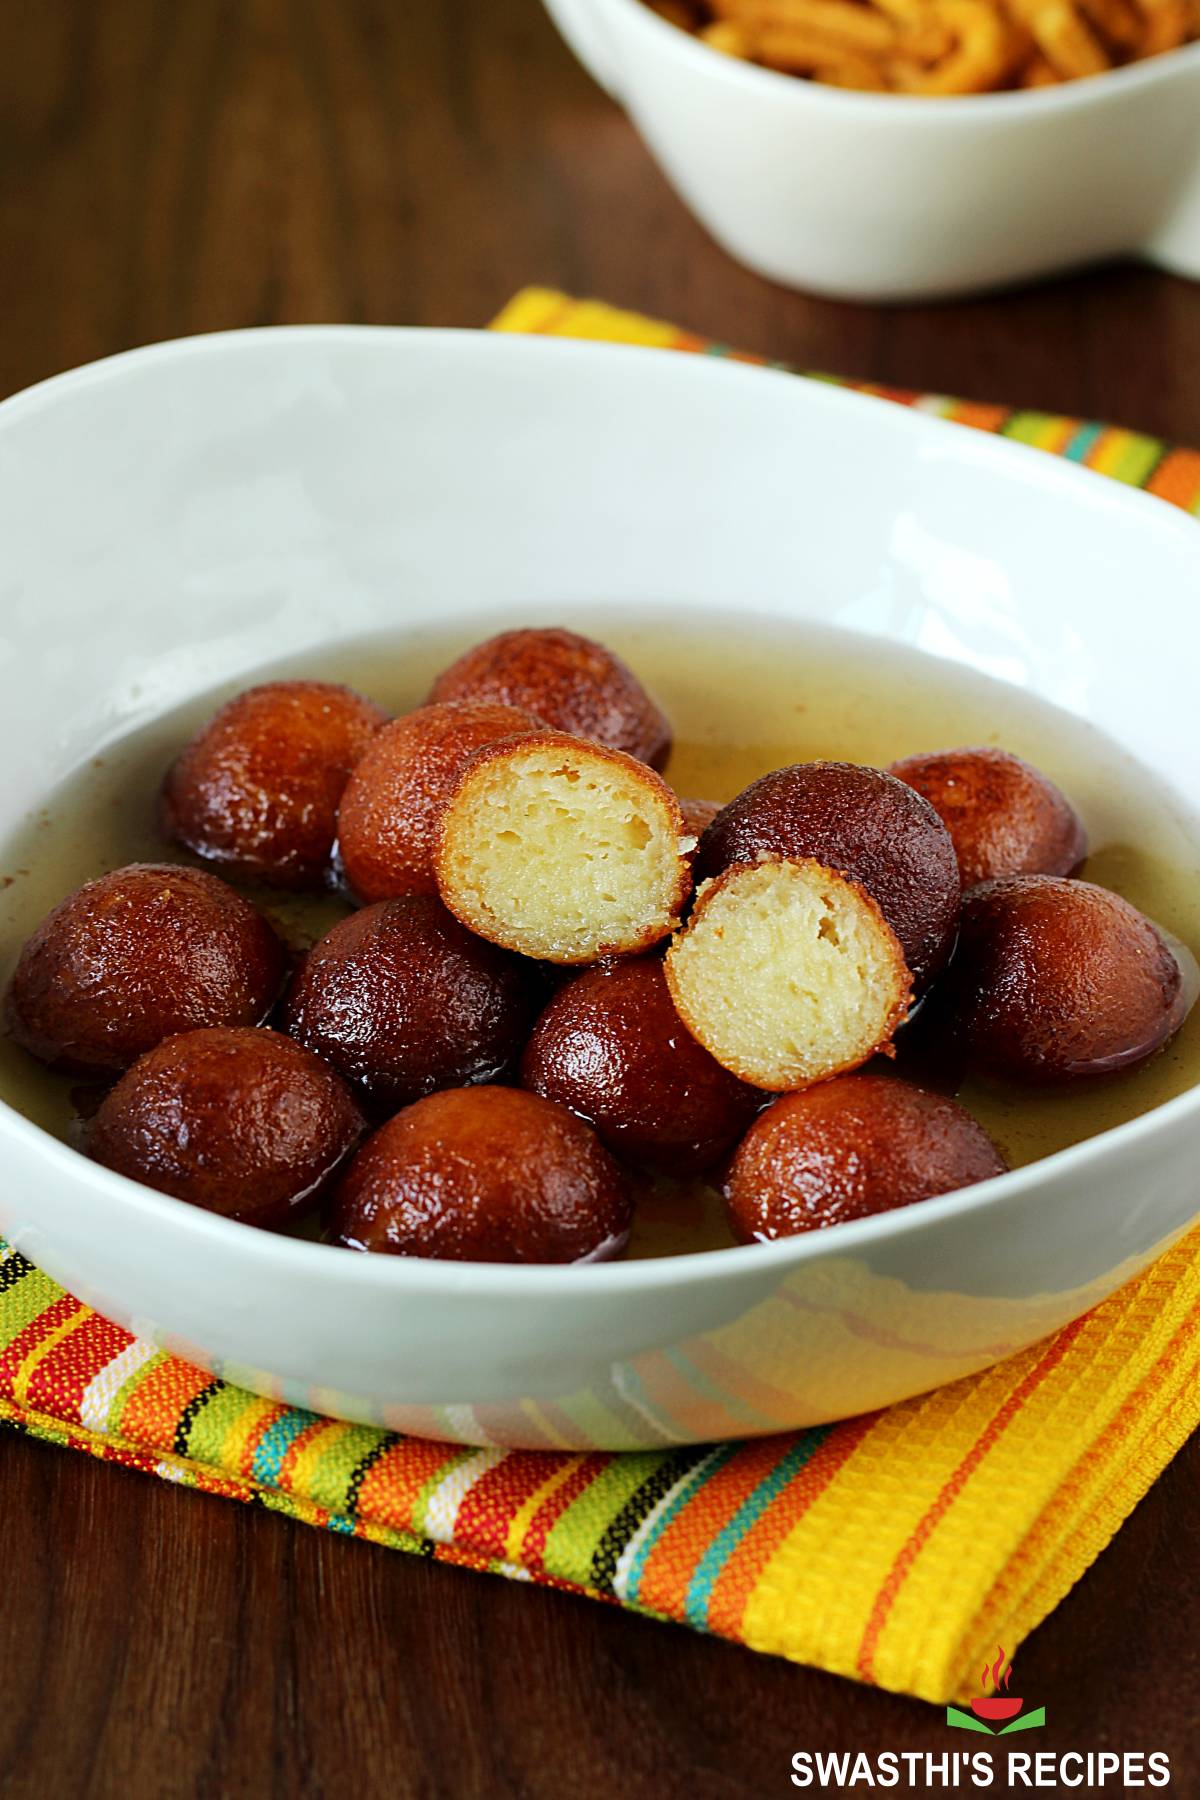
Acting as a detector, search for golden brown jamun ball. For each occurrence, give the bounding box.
[4,864,286,1077]
[695,761,960,989]
[436,730,693,964]
[160,680,387,889]
[888,746,1087,889]
[519,956,762,1173]
[281,896,540,1111]
[948,874,1189,1082]
[87,1027,364,1226]
[724,1073,1007,1241]
[665,857,912,1091]
[428,627,672,768]
[330,1086,633,1263]
[335,700,539,902]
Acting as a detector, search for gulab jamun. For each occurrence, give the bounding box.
[695,761,960,988]
[520,955,762,1173]
[427,627,672,769]
[5,863,286,1077]
[335,700,539,902]
[281,896,541,1110]
[435,730,693,964]
[160,680,387,889]
[724,1073,1007,1241]
[330,1085,633,1263]
[889,746,1087,889]
[88,1027,364,1226]
[949,874,1189,1082]
[664,857,912,1091]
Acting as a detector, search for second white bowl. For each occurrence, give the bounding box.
[544,0,1200,300]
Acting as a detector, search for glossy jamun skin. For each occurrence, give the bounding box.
[427,627,672,769]
[336,700,539,902]
[889,746,1087,889]
[281,896,540,1111]
[88,1027,364,1226]
[520,955,762,1173]
[160,680,388,889]
[331,1085,633,1263]
[695,761,960,988]
[948,875,1188,1083]
[4,864,286,1077]
[724,1073,1007,1242]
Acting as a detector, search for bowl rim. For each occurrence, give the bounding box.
[598,0,1200,118]
[0,322,1197,1297]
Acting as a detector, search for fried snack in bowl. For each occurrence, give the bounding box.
[890,0,1027,93]
[1137,0,1193,53]
[1007,0,1110,77]
[543,0,1200,298]
[651,0,1197,93]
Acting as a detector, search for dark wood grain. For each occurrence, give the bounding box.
[1,2,1198,1794]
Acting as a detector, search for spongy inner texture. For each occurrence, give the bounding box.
[447,749,683,960]
[671,860,904,1089]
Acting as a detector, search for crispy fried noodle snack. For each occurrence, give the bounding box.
[648,0,1198,92]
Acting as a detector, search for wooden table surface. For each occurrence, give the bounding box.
[2,3,1198,1795]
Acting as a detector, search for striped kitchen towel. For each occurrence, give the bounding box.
[4,1226,1199,1704]
[3,294,1198,1707]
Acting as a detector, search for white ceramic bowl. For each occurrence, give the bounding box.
[0,326,1198,1450]
[543,0,1200,300]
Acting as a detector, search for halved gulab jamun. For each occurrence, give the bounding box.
[695,761,960,988]
[427,627,672,769]
[435,730,693,964]
[87,1027,364,1226]
[330,1085,633,1263]
[520,955,762,1173]
[5,863,286,1077]
[281,896,541,1110]
[335,700,539,902]
[948,874,1189,1082]
[665,857,912,1092]
[724,1072,1007,1241]
[160,680,387,888]
[889,746,1086,889]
